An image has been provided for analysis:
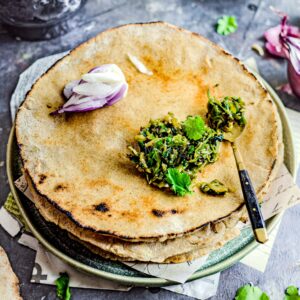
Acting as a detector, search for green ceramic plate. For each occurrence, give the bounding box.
[6,74,296,287]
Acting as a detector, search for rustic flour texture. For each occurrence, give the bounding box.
[16,23,282,244]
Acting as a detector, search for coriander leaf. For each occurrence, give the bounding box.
[183,116,206,140]
[55,272,71,300]
[235,284,270,300]
[217,16,238,36]
[285,286,300,300]
[165,168,192,196]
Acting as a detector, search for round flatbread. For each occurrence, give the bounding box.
[0,246,22,300]
[68,227,240,264]
[16,22,283,241]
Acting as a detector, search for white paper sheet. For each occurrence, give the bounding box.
[124,255,208,283]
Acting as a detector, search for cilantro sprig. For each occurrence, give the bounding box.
[235,284,269,300]
[55,272,71,300]
[217,15,238,36]
[235,284,300,300]
[285,286,300,300]
[183,116,206,140]
[165,168,192,196]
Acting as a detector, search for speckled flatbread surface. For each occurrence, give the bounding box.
[26,172,245,262]
[16,22,283,241]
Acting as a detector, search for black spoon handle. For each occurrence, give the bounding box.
[232,142,268,244]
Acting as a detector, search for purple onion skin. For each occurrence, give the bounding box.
[51,65,127,115]
[264,15,300,99]
[106,83,128,106]
[61,104,106,113]
[288,61,300,98]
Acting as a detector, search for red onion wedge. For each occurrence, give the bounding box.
[63,79,80,99]
[52,64,128,114]
[264,13,300,98]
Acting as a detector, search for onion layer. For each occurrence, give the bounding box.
[52,64,128,114]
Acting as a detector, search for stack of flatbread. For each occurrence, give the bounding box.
[15,23,283,263]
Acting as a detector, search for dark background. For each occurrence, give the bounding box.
[0,0,299,299]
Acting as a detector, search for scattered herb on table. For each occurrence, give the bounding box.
[235,283,300,300]
[128,113,223,196]
[207,92,246,133]
[284,286,300,300]
[217,15,238,36]
[235,284,270,300]
[55,272,71,300]
[199,179,228,196]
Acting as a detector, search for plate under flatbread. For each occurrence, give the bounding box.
[16,22,283,241]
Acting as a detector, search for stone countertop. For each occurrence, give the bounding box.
[0,0,300,299]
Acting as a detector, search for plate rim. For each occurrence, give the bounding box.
[6,74,297,287]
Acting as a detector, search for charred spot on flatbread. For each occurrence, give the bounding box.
[152,209,179,217]
[38,174,47,184]
[152,209,165,217]
[54,184,67,192]
[95,202,109,213]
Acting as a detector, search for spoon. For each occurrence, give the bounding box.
[223,126,268,244]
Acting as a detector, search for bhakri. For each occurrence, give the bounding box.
[16,22,283,248]
[0,246,22,300]
[68,227,240,264]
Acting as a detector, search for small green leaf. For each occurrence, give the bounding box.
[285,286,300,300]
[217,15,238,36]
[286,286,299,295]
[235,284,270,300]
[165,168,192,196]
[55,272,71,300]
[183,116,206,140]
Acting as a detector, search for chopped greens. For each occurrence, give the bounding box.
[235,284,270,300]
[199,179,228,196]
[128,113,223,196]
[217,15,238,36]
[166,168,192,196]
[55,272,71,300]
[285,286,300,300]
[207,93,246,133]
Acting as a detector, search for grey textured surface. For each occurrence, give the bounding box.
[0,0,300,299]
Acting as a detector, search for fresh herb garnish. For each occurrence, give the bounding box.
[285,286,300,300]
[128,113,223,196]
[235,284,300,300]
[217,15,238,36]
[235,284,270,300]
[55,272,71,300]
[207,92,246,133]
[183,116,206,140]
[199,179,228,196]
[165,168,192,196]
